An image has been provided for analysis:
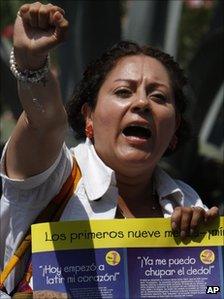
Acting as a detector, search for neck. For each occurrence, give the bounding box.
[115,168,163,218]
[116,170,153,203]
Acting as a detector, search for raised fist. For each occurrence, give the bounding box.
[13,2,69,70]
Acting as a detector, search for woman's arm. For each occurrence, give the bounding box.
[5,2,69,179]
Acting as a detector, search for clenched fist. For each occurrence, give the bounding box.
[13,2,69,70]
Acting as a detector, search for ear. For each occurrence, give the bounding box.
[81,103,93,125]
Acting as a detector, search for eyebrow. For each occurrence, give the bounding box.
[114,79,136,83]
[114,79,169,89]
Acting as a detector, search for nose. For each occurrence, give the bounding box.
[130,96,150,114]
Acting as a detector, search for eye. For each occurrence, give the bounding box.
[150,93,167,103]
[114,88,132,98]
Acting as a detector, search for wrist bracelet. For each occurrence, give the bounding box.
[9,47,50,84]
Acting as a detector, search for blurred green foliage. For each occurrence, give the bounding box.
[178,1,215,68]
[1,0,16,31]
[1,0,216,69]
[0,0,47,32]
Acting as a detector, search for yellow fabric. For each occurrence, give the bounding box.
[0,160,80,290]
[12,293,33,299]
[0,255,19,286]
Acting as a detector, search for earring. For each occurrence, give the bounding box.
[85,124,94,139]
[169,134,178,151]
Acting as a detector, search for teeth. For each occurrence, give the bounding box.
[122,125,151,138]
[129,124,149,129]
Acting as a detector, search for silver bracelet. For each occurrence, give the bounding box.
[9,47,50,84]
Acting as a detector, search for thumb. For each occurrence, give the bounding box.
[52,11,69,44]
[205,206,219,222]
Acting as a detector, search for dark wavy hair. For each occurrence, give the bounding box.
[66,41,190,155]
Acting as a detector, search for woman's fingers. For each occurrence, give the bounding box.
[179,207,193,239]
[52,11,69,43]
[205,206,219,222]
[172,206,219,240]
[13,2,69,67]
[19,3,39,26]
[19,4,29,15]
[38,5,51,29]
[19,2,66,30]
[190,207,205,234]
[16,2,68,55]
[49,6,65,22]
[29,2,41,27]
[172,207,201,238]
[172,206,193,237]
[171,206,182,231]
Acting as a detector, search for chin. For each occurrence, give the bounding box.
[118,149,154,166]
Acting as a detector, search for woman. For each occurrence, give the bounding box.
[0,2,218,297]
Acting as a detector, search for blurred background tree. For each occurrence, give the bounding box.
[178,0,215,68]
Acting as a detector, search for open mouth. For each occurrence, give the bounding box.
[122,125,151,140]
